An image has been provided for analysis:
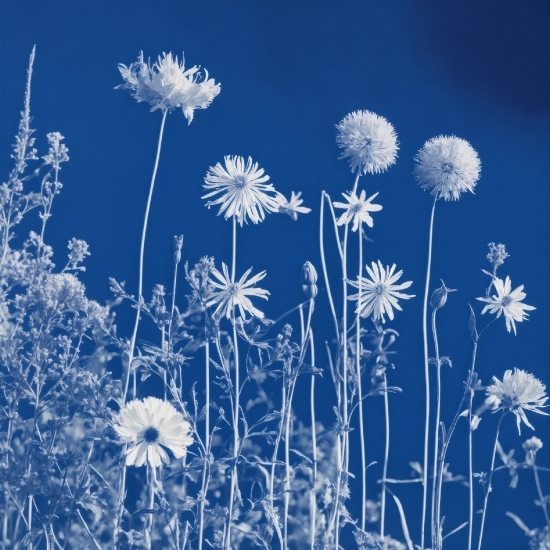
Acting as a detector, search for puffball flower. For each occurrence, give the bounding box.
[336,110,398,175]
[414,135,480,201]
[115,397,193,467]
[117,51,220,124]
[333,189,383,231]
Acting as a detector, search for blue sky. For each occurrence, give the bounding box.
[1,2,549,548]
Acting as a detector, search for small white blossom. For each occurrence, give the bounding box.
[487,369,549,434]
[206,262,269,319]
[42,132,69,170]
[115,397,193,468]
[414,135,481,201]
[117,52,220,124]
[202,156,281,226]
[477,276,535,335]
[347,260,414,323]
[277,191,311,221]
[336,110,398,175]
[333,189,383,231]
[523,436,543,466]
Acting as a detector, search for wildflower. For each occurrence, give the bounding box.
[430,279,457,309]
[277,191,311,221]
[202,156,281,225]
[336,110,398,175]
[205,262,269,320]
[486,369,549,434]
[115,397,193,467]
[476,276,535,335]
[487,242,509,270]
[117,52,220,124]
[414,135,481,201]
[67,238,90,271]
[523,436,543,467]
[347,260,414,323]
[333,190,383,231]
[301,261,318,299]
[42,132,69,169]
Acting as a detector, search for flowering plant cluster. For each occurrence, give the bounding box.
[0,48,547,550]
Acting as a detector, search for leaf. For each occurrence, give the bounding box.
[390,491,414,550]
[289,448,313,464]
[468,304,478,343]
[505,512,532,535]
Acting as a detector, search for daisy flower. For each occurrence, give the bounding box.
[115,397,193,468]
[333,189,383,231]
[476,276,535,335]
[206,262,269,319]
[347,260,415,323]
[202,156,281,226]
[414,135,481,201]
[117,52,220,124]
[277,191,311,221]
[336,110,398,175]
[486,369,548,434]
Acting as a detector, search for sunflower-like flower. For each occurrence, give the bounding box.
[486,369,548,434]
[202,156,281,226]
[333,190,383,231]
[414,135,481,201]
[206,263,269,319]
[336,110,398,175]
[277,191,311,221]
[115,397,193,467]
[476,276,535,335]
[347,260,414,323]
[117,52,220,124]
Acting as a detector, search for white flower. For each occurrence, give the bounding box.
[117,52,220,124]
[115,397,193,467]
[333,189,383,231]
[202,156,281,226]
[277,191,311,221]
[206,263,269,319]
[347,260,415,323]
[486,369,548,434]
[336,110,398,175]
[477,276,535,335]
[414,135,481,201]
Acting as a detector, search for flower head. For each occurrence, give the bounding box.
[277,191,311,221]
[477,276,535,335]
[117,52,220,124]
[115,397,193,467]
[414,135,481,201]
[333,190,383,231]
[336,110,398,175]
[347,260,415,323]
[486,369,548,434]
[523,436,543,466]
[487,242,509,270]
[202,156,281,226]
[206,263,269,320]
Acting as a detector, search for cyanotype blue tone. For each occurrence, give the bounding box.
[0,2,549,549]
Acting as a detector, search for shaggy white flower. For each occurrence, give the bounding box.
[117,52,220,124]
[347,260,414,323]
[486,369,548,434]
[202,156,281,226]
[206,262,269,319]
[333,189,383,231]
[115,397,193,468]
[477,276,535,335]
[336,110,398,175]
[414,135,481,201]
[277,191,311,221]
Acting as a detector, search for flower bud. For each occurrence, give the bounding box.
[430,279,457,309]
[301,261,318,285]
[303,283,318,300]
[174,235,184,264]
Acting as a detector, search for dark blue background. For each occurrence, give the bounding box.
[1,2,549,548]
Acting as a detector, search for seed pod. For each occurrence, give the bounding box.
[301,261,318,285]
[173,235,184,264]
[430,279,457,309]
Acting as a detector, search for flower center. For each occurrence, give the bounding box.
[227,283,240,295]
[441,162,454,174]
[374,283,385,295]
[501,295,512,307]
[143,426,160,443]
[351,203,363,214]
[363,136,372,148]
[233,175,247,189]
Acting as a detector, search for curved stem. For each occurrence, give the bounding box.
[421,198,437,550]
[380,373,390,539]
[467,343,478,550]
[477,412,505,550]
[533,462,550,528]
[309,329,317,550]
[431,309,441,549]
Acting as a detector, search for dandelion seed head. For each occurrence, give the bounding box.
[336,110,398,175]
[414,135,481,201]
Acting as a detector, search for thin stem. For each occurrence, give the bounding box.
[421,198,437,550]
[533,463,550,527]
[467,343,478,550]
[309,329,317,550]
[431,309,441,548]
[198,340,210,550]
[380,373,390,539]
[477,412,505,550]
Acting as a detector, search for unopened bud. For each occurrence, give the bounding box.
[301,261,318,285]
[430,279,457,310]
[173,235,184,264]
[303,283,318,299]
